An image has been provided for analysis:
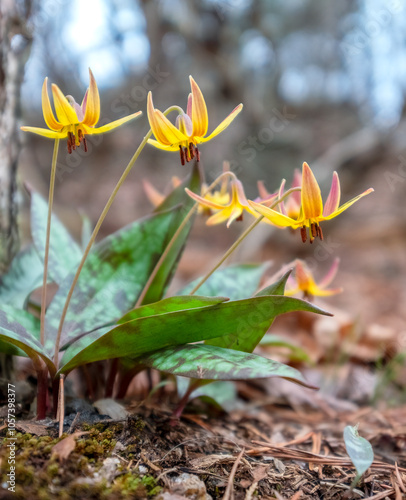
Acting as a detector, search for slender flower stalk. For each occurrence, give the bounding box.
[53,106,184,367]
[134,171,238,308]
[188,187,302,296]
[39,138,59,345]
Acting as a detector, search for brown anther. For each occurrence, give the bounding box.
[300,226,307,243]
[317,224,323,240]
[83,137,88,153]
[310,223,317,238]
[195,147,200,162]
[179,146,185,166]
[78,129,83,142]
[189,143,195,160]
[67,132,74,154]
[236,213,244,222]
[185,146,191,162]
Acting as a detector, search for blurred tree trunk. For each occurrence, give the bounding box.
[0,0,33,270]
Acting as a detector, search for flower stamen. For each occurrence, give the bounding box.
[300,226,307,243]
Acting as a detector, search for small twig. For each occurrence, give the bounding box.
[222,448,245,500]
[244,482,258,500]
[68,412,81,434]
[394,462,406,493]
[367,489,396,500]
[320,481,364,497]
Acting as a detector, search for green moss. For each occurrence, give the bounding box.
[109,473,161,498]
[0,420,156,499]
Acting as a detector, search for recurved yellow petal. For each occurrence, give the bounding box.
[86,111,142,135]
[322,188,374,221]
[146,139,179,151]
[20,126,67,139]
[185,187,225,210]
[51,84,79,125]
[190,76,208,137]
[206,208,233,226]
[83,69,100,127]
[147,92,187,145]
[301,162,323,219]
[248,200,299,228]
[41,78,62,131]
[200,103,243,143]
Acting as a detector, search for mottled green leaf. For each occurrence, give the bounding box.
[140,161,201,305]
[205,293,329,353]
[58,295,330,375]
[179,263,270,299]
[44,209,178,357]
[344,425,374,477]
[259,334,311,363]
[118,295,228,324]
[0,245,43,308]
[30,191,82,285]
[142,344,316,388]
[60,296,228,351]
[0,305,53,372]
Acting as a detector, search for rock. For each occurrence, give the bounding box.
[168,473,212,500]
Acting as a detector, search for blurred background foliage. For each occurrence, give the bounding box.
[20,0,406,191]
[6,0,406,330]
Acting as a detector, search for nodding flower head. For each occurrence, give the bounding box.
[249,162,374,243]
[21,69,142,154]
[147,76,243,165]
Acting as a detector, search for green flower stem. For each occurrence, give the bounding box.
[188,187,302,295]
[40,138,59,346]
[134,171,237,308]
[53,106,181,368]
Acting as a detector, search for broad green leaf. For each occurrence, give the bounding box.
[255,270,292,297]
[44,209,178,357]
[343,425,374,477]
[259,334,311,363]
[30,191,82,286]
[0,306,53,372]
[205,294,329,354]
[60,296,228,351]
[0,245,43,308]
[58,295,330,375]
[118,295,228,323]
[142,344,316,388]
[179,263,270,300]
[140,161,201,305]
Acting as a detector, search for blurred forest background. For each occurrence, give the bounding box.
[1,0,406,397]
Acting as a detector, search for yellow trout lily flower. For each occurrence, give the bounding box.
[147,76,243,165]
[249,162,374,243]
[286,258,343,299]
[21,69,142,153]
[185,177,255,227]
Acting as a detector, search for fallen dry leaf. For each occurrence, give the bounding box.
[51,431,89,462]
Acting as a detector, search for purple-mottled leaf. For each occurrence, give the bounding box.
[30,190,82,286]
[142,344,316,388]
[44,208,180,358]
[57,295,330,375]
